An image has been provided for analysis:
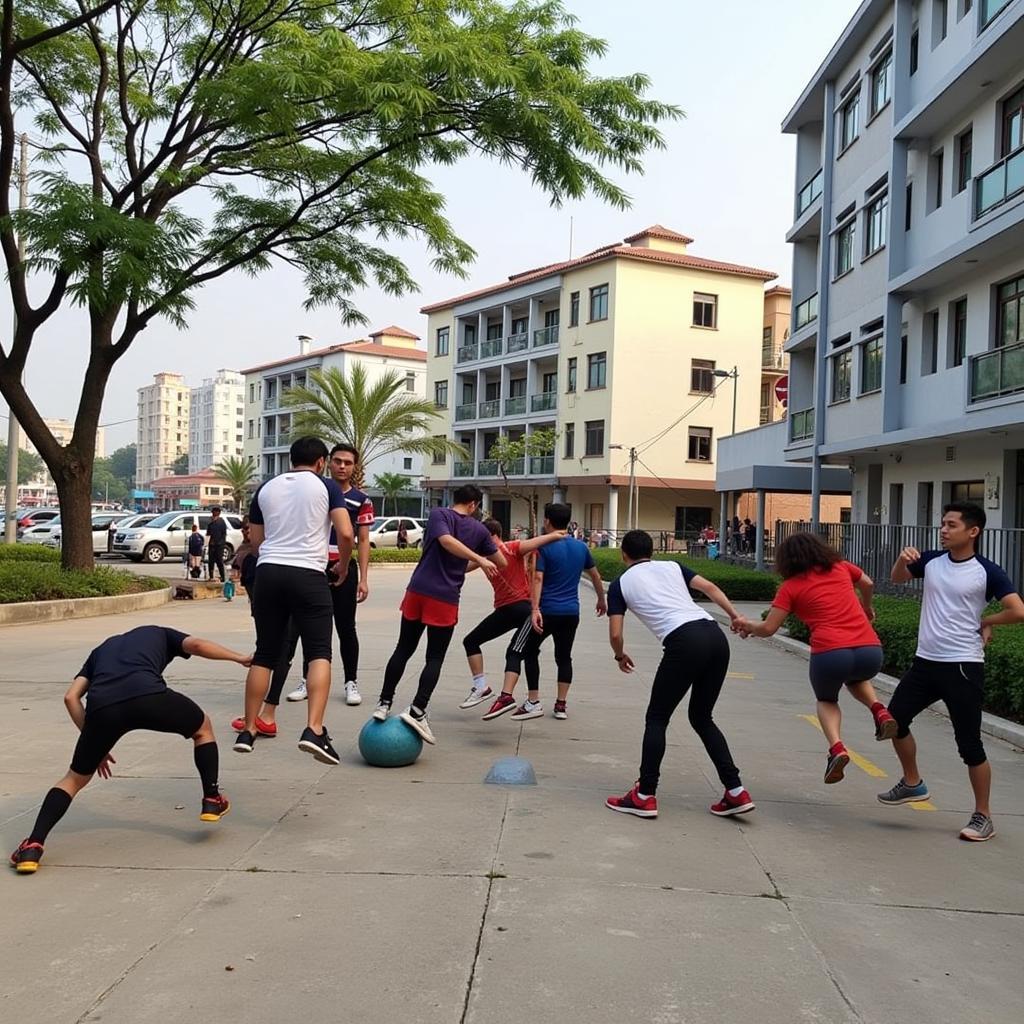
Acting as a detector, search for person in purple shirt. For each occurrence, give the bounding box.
[373,485,505,744]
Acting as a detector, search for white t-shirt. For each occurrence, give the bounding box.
[249,471,347,573]
[909,550,1014,662]
[607,560,712,642]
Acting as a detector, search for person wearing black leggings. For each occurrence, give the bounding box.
[604,530,755,821]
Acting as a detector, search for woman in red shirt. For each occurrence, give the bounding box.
[734,533,897,784]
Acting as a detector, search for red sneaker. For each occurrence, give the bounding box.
[606,784,658,818]
[710,789,755,817]
[874,708,898,741]
[482,693,517,721]
[10,839,44,873]
[824,745,850,784]
[231,716,277,737]
[200,794,231,822]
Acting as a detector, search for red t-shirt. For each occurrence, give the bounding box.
[772,561,880,654]
[488,540,531,608]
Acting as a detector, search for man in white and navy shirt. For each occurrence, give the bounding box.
[604,530,755,821]
[234,436,353,766]
[884,501,1024,842]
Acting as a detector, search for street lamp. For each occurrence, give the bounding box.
[713,366,739,436]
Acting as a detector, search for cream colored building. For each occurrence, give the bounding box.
[421,225,777,540]
[189,369,245,474]
[19,417,105,460]
[136,372,190,488]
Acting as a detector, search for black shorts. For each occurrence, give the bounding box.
[71,689,204,776]
[462,601,532,656]
[252,562,333,668]
[807,645,884,702]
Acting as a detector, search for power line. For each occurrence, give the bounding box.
[634,375,731,456]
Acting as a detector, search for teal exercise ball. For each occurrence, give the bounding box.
[358,716,423,767]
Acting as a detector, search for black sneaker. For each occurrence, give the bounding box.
[298,726,340,765]
[824,748,850,784]
[232,730,256,754]
[200,794,231,822]
[10,839,43,874]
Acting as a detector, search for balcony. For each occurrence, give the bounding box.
[453,461,475,477]
[480,338,503,359]
[762,343,786,370]
[455,402,476,422]
[477,459,499,476]
[263,394,278,410]
[504,396,527,415]
[263,433,277,448]
[533,325,559,348]
[974,145,1024,220]
[970,342,1024,403]
[507,332,529,354]
[456,344,479,364]
[531,392,557,412]
[789,407,815,443]
[795,293,818,330]
[478,399,501,419]
[529,455,555,475]
[796,168,823,217]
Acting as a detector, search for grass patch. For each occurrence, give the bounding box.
[0,543,61,563]
[0,563,167,604]
[369,547,421,563]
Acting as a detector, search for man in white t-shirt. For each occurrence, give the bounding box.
[883,501,1024,842]
[604,530,755,821]
[233,436,353,765]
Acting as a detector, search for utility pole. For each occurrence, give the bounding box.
[4,133,28,544]
[626,445,637,530]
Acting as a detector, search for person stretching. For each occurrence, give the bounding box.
[10,626,251,874]
[603,531,754,819]
[733,532,897,785]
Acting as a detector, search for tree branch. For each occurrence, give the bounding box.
[13,0,117,53]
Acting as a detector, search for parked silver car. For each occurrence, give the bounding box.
[47,512,134,555]
[112,510,244,563]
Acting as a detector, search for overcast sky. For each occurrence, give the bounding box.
[1,0,860,452]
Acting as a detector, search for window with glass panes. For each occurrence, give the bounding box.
[432,437,446,464]
[567,357,577,392]
[953,298,968,366]
[486,321,502,340]
[956,128,972,193]
[589,284,609,321]
[835,219,856,276]
[861,338,882,393]
[584,419,604,456]
[434,380,448,408]
[687,427,712,462]
[831,349,852,402]
[569,292,580,327]
[1001,83,1024,157]
[564,422,575,459]
[998,275,1024,348]
[840,92,859,150]
[693,293,717,328]
[587,352,607,389]
[543,371,557,393]
[870,51,892,114]
[865,193,888,255]
[691,359,715,393]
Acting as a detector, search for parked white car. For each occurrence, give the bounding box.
[47,512,134,555]
[366,516,425,548]
[112,510,244,563]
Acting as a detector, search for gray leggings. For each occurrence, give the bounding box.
[807,645,883,702]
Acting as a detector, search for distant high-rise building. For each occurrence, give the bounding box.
[136,372,190,488]
[188,369,245,474]
[18,417,105,460]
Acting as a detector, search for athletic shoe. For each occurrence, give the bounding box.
[877,778,930,805]
[959,812,995,842]
[233,730,256,754]
[230,716,276,737]
[511,700,544,721]
[372,700,391,722]
[286,680,308,702]
[605,784,658,819]
[297,726,340,765]
[482,693,517,720]
[459,686,492,709]
[824,747,850,784]
[552,700,568,720]
[874,709,899,741]
[200,794,231,822]
[345,681,362,706]
[10,839,43,874]
[399,707,436,745]
[710,789,756,817]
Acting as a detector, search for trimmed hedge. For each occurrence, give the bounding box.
[784,596,1024,722]
[369,548,421,563]
[0,543,61,563]
[0,564,166,604]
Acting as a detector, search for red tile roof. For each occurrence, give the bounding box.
[370,325,420,340]
[337,341,427,361]
[764,284,792,296]
[623,224,694,245]
[241,328,425,373]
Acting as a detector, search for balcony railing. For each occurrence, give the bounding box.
[477,459,499,476]
[531,391,557,412]
[795,292,819,330]
[796,168,823,217]
[455,402,476,422]
[762,343,786,370]
[533,325,559,348]
[506,332,529,353]
[478,399,501,419]
[457,344,478,364]
[759,405,773,425]
[970,341,1024,402]
[480,338,503,359]
[263,433,277,448]
[529,455,555,475]
[974,145,1024,219]
[263,395,278,410]
[453,461,475,477]
[504,396,527,415]
[790,407,815,442]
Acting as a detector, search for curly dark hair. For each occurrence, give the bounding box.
[774,532,842,578]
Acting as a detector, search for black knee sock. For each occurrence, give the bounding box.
[193,741,220,798]
[29,787,73,844]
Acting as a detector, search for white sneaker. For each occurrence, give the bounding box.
[372,701,391,721]
[399,707,436,745]
[286,680,307,702]
[345,681,363,706]
[459,686,492,709]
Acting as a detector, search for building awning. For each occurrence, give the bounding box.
[180,499,200,507]
[132,489,156,499]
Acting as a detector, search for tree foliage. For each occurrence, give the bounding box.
[488,427,558,534]
[171,453,190,475]
[0,441,43,485]
[213,454,257,511]
[372,471,412,516]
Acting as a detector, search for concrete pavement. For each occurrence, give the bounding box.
[1,566,1022,1024]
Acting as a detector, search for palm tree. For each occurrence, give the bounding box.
[214,455,258,512]
[373,472,413,516]
[283,364,465,487]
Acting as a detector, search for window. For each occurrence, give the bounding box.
[870,51,892,115]
[584,419,604,457]
[567,357,577,393]
[763,326,773,345]
[564,422,575,459]
[909,28,919,74]
[545,308,559,328]
[589,284,609,322]
[933,0,948,45]
[839,92,860,151]
[951,480,984,503]
[247,420,254,439]
[486,320,502,340]
[997,275,1024,347]
[249,383,255,403]
[959,0,973,20]
[693,292,718,328]
[831,349,852,402]
[464,323,476,346]
[905,182,913,230]
[951,298,968,367]
[542,371,557,393]
[511,316,527,335]
[900,334,908,384]
[687,426,713,462]
[431,437,446,465]
[691,358,715,394]
[587,352,607,389]
[434,380,448,408]
[405,372,416,392]
[569,291,580,327]
[861,337,883,393]
[509,377,526,397]
[485,380,500,401]
[865,193,888,256]
[956,128,972,193]
[931,148,944,210]
[1001,83,1024,157]
[835,218,856,277]
[403,457,413,471]
[923,310,939,374]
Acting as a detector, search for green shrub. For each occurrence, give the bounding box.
[369,548,421,563]
[0,564,166,604]
[0,544,61,563]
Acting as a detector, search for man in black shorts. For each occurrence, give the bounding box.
[206,506,228,583]
[10,626,252,874]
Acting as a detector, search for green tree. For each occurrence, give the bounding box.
[214,455,258,512]
[488,428,558,535]
[0,2,676,567]
[108,444,136,484]
[0,441,43,485]
[91,456,130,503]
[285,364,465,487]
[373,472,413,516]
[171,453,190,475]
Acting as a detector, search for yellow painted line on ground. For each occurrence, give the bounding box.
[728,672,755,680]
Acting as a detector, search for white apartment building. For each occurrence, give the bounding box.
[136,372,190,488]
[188,369,245,473]
[720,0,1024,543]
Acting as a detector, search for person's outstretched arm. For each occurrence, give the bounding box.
[517,530,567,554]
[182,636,252,666]
[689,574,741,624]
[586,565,607,616]
[437,534,504,573]
[734,606,788,639]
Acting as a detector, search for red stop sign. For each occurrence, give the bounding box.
[774,375,788,407]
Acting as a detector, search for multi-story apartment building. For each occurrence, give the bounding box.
[761,286,791,424]
[242,326,427,510]
[421,225,776,538]
[721,0,1024,537]
[188,369,245,474]
[136,372,190,488]
[19,417,106,460]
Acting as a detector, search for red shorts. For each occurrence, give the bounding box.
[400,590,459,627]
